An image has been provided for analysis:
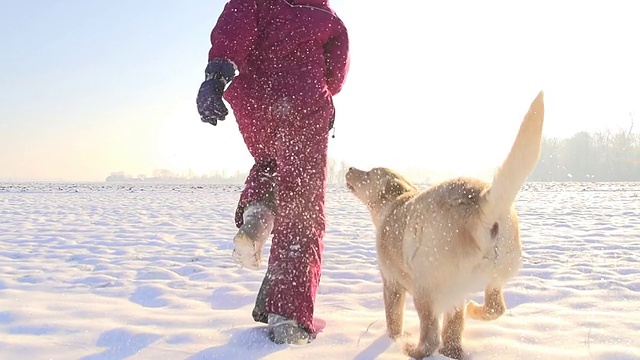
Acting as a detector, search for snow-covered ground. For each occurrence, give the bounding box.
[0,182,638,359]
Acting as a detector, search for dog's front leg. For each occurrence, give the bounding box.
[382,278,406,339]
[466,286,506,321]
[404,295,439,359]
[440,307,465,359]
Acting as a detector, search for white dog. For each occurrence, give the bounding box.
[345,92,544,359]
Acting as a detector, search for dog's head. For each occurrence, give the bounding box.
[345,167,417,208]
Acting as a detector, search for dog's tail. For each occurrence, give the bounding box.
[480,91,545,223]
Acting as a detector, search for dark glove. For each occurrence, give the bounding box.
[196,59,236,126]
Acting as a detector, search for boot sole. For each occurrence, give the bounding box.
[232,231,262,270]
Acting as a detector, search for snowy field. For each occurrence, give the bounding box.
[0,181,639,360]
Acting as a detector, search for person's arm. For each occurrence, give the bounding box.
[208,0,259,72]
[196,0,259,125]
[324,25,350,96]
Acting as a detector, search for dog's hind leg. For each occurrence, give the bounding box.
[440,306,465,359]
[466,286,506,321]
[382,278,406,339]
[404,294,439,359]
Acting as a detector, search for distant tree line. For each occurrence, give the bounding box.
[106,169,248,184]
[107,159,356,185]
[530,125,640,182]
[327,158,351,184]
[107,124,640,184]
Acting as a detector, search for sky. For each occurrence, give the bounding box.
[1,0,639,182]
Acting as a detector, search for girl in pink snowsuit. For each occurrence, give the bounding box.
[196,0,349,344]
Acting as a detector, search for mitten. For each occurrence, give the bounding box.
[196,58,236,125]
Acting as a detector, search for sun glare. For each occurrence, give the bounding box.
[155,102,251,177]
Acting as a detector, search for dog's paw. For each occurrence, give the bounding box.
[439,344,464,359]
[465,300,485,320]
[403,341,433,359]
[466,300,503,321]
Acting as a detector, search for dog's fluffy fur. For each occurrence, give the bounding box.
[345,92,545,359]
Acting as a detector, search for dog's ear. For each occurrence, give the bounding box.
[382,178,412,200]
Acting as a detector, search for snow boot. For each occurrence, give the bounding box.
[232,203,274,270]
[267,313,310,345]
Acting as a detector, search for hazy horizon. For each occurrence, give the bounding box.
[2,0,639,182]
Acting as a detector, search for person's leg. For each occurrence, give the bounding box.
[234,160,276,228]
[232,110,278,270]
[252,103,332,340]
[232,160,276,270]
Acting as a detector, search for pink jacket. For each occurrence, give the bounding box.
[208,0,349,111]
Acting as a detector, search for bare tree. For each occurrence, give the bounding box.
[529,125,640,182]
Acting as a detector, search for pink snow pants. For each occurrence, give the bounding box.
[233,96,333,335]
